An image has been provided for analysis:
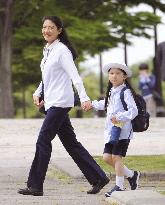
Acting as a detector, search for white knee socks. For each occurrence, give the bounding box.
[116,176,124,190]
[123,165,134,178]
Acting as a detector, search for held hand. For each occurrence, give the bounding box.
[81,101,92,111]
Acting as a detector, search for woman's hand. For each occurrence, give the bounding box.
[33,95,44,108]
[81,101,92,111]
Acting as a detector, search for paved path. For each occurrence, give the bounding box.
[0,118,165,204]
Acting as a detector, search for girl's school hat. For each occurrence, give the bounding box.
[103,62,132,77]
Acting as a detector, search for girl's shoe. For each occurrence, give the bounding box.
[127,171,140,190]
[105,185,124,197]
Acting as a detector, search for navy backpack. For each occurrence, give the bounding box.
[120,87,150,132]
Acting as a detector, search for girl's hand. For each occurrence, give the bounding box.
[111,116,119,124]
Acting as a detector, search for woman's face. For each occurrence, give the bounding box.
[42,19,62,45]
[108,68,127,88]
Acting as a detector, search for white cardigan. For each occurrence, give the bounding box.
[33,39,90,111]
[92,84,138,144]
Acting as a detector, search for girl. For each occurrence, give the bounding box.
[92,62,140,197]
[18,16,109,196]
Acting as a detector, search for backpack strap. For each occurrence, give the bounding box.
[120,87,128,111]
[120,86,133,138]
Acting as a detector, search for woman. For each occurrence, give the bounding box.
[18,16,109,196]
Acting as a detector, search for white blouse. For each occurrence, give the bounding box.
[33,39,90,111]
[92,84,138,144]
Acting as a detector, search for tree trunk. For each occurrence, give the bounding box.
[99,54,103,95]
[0,0,14,118]
[97,53,105,117]
[22,88,26,118]
[153,7,162,96]
[124,33,128,65]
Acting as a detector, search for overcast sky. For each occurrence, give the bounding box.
[81,4,165,71]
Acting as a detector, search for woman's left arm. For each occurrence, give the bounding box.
[59,48,90,103]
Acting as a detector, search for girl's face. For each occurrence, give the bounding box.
[108,68,127,87]
[42,19,62,45]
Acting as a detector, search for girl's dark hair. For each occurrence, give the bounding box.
[42,16,78,60]
[104,70,136,111]
[104,81,112,112]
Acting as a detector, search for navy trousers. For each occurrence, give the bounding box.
[27,107,106,190]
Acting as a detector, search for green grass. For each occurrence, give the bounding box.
[94,155,165,173]
[160,191,165,195]
[47,167,71,183]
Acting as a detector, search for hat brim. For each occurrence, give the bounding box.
[103,63,132,77]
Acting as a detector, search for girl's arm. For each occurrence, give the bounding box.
[92,99,105,111]
[115,89,138,122]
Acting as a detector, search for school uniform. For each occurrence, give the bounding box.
[27,39,107,191]
[92,84,138,156]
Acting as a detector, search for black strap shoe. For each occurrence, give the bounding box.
[87,176,110,194]
[18,187,43,196]
[105,185,124,197]
[127,170,140,190]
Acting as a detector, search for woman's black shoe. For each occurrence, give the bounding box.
[18,187,43,196]
[87,177,110,194]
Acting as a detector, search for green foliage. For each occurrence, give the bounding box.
[11,0,165,117]
[83,72,100,99]
[14,85,42,118]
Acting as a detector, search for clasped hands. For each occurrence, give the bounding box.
[81,101,92,111]
[33,96,92,112]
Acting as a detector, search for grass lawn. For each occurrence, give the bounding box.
[160,191,165,195]
[94,155,165,173]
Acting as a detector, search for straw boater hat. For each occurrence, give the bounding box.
[102,62,132,77]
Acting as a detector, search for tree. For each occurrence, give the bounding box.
[0,0,14,118]
[2,0,164,118]
[12,0,44,117]
[11,0,119,117]
[119,0,165,101]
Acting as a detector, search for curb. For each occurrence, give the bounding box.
[51,158,165,181]
[105,190,165,205]
[52,159,165,181]
[108,172,165,181]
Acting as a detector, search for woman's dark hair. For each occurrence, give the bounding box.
[104,70,136,111]
[42,16,78,60]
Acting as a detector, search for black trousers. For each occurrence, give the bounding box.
[27,107,106,190]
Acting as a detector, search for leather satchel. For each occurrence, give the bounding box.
[39,92,47,115]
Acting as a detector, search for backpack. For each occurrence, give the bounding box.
[120,87,150,132]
